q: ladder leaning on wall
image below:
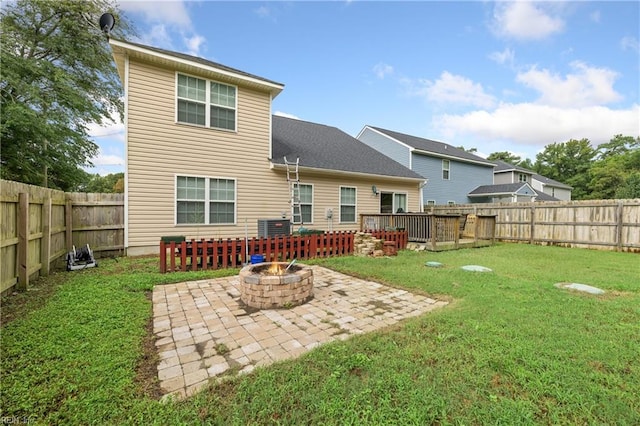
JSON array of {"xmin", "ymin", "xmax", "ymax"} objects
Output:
[{"xmin": 284, "ymin": 156, "xmax": 302, "ymax": 226}]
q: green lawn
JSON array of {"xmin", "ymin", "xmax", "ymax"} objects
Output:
[{"xmin": 1, "ymin": 244, "xmax": 639, "ymax": 425}]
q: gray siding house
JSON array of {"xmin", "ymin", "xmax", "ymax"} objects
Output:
[
  {"xmin": 357, "ymin": 126, "xmax": 495, "ymax": 205},
  {"xmin": 493, "ymin": 160, "xmax": 572, "ymax": 201}
]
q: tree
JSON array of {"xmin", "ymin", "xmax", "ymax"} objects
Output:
[
  {"xmin": 487, "ymin": 151, "xmax": 522, "ymax": 166},
  {"xmin": 81, "ymin": 172, "xmax": 124, "ymax": 193},
  {"xmin": 0, "ymin": 0, "xmax": 134, "ymax": 191},
  {"xmin": 615, "ymin": 172, "xmax": 640, "ymax": 198},
  {"xmin": 534, "ymin": 139, "xmax": 596, "ymax": 199},
  {"xmin": 456, "ymin": 146, "xmax": 478, "ymax": 153}
]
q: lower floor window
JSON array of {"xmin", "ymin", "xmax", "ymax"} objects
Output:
[
  {"xmin": 176, "ymin": 175, "xmax": 236, "ymax": 224},
  {"xmin": 340, "ymin": 186, "xmax": 356, "ymax": 223}
]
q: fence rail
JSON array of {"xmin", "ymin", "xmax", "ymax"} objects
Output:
[
  {"xmin": 159, "ymin": 230, "xmax": 408, "ymax": 273},
  {"xmin": 1, "ymin": 180, "xmax": 124, "ymax": 293},
  {"xmin": 426, "ymin": 199, "xmax": 640, "ymax": 252}
]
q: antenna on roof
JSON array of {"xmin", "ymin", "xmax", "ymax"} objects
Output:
[{"xmin": 99, "ymin": 13, "xmax": 115, "ymax": 39}]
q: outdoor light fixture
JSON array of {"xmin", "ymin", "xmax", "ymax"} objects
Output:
[{"xmin": 371, "ymin": 185, "xmax": 379, "ymax": 195}]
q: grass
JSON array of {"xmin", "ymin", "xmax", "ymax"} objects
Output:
[{"xmin": 1, "ymin": 244, "xmax": 639, "ymax": 424}]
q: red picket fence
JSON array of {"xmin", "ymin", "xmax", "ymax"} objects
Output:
[{"xmin": 159, "ymin": 230, "xmax": 408, "ymax": 273}]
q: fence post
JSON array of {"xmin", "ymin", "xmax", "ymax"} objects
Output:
[
  {"xmin": 529, "ymin": 205, "xmax": 536, "ymax": 245},
  {"xmin": 65, "ymin": 197, "xmax": 73, "ymax": 251},
  {"xmin": 616, "ymin": 201, "xmax": 624, "ymax": 251},
  {"xmin": 17, "ymin": 192, "xmax": 29, "ymax": 291},
  {"xmin": 40, "ymin": 196, "xmax": 52, "ymax": 276}
]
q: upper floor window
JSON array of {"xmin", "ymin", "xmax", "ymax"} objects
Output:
[
  {"xmin": 442, "ymin": 159, "xmax": 450, "ymax": 180},
  {"xmin": 518, "ymin": 173, "xmax": 528, "ymax": 182},
  {"xmin": 340, "ymin": 186, "xmax": 357, "ymax": 223},
  {"xmin": 177, "ymin": 74, "xmax": 236, "ymax": 131},
  {"xmin": 176, "ymin": 175, "xmax": 236, "ymax": 225}
]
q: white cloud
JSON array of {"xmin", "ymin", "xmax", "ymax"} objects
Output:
[
  {"xmin": 373, "ymin": 62, "xmax": 394, "ymax": 79},
  {"xmin": 254, "ymin": 6, "xmax": 271, "ymax": 19},
  {"xmin": 488, "ymin": 47, "xmax": 515, "ymax": 66},
  {"xmin": 87, "ymin": 117, "xmax": 125, "ymax": 144},
  {"xmin": 621, "ymin": 36, "xmax": 640, "ymax": 53},
  {"xmin": 417, "ymin": 72, "xmax": 496, "ymax": 109},
  {"xmin": 121, "ymin": 0, "xmax": 206, "ymax": 55},
  {"xmin": 274, "ymin": 111, "xmax": 300, "ymax": 120},
  {"xmin": 589, "ymin": 10, "xmax": 601, "ymax": 23},
  {"xmin": 120, "ymin": 1, "xmax": 191, "ymax": 27},
  {"xmin": 516, "ymin": 61, "xmax": 622, "ymax": 107},
  {"xmin": 433, "ymin": 103, "xmax": 640, "ymax": 148},
  {"xmin": 184, "ymin": 34, "xmax": 205, "ymax": 56},
  {"xmin": 492, "ymin": 1, "xmax": 564, "ymax": 40},
  {"xmin": 92, "ymin": 153, "xmax": 125, "ymax": 166}
]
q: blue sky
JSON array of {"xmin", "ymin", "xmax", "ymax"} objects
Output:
[{"xmin": 88, "ymin": 1, "xmax": 640, "ymax": 175}]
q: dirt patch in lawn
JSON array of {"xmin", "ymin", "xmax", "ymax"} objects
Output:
[{"xmin": 134, "ymin": 292, "xmax": 163, "ymax": 400}]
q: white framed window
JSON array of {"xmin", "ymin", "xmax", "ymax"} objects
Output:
[
  {"xmin": 426, "ymin": 200, "xmax": 436, "ymax": 206},
  {"xmin": 447, "ymin": 200, "xmax": 456, "ymax": 206},
  {"xmin": 339, "ymin": 186, "xmax": 357, "ymax": 223},
  {"xmin": 176, "ymin": 175, "xmax": 236, "ymax": 225},
  {"xmin": 292, "ymin": 183, "xmax": 313, "ymax": 224},
  {"xmin": 177, "ymin": 73, "xmax": 237, "ymax": 131},
  {"xmin": 393, "ymin": 193, "xmax": 407, "ymax": 213},
  {"xmin": 442, "ymin": 159, "xmax": 450, "ymax": 180},
  {"xmin": 518, "ymin": 173, "xmax": 528, "ymax": 182}
]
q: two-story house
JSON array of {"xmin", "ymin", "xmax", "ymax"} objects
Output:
[
  {"xmin": 109, "ymin": 39, "xmax": 424, "ymax": 255},
  {"xmin": 356, "ymin": 126, "xmax": 496, "ymax": 206},
  {"xmin": 486, "ymin": 160, "xmax": 572, "ymax": 202}
]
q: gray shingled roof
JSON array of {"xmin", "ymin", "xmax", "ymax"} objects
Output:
[
  {"xmin": 532, "ymin": 173, "xmax": 573, "ymax": 189},
  {"xmin": 468, "ymin": 183, "xmax": 535, "ymax": 196},
  {"xmin": 534, "ymin": 192, "xmax": 561, "ymax": 201},
  {"xmin": 492, "ymin": 159, "xmax": 533, "ymax": 174},
  {"xmin": 117, "ymin": 39, "xmax": 284, "ymax": 88},
  {"xmin": 272, "ymin": 116, "xmax": 424, "ymax": 180},
  {"xmin": 368, "ymin": 126, "xmax": 495, "ymax": 167}
]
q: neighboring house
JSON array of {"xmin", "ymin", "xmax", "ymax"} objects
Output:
[
  {"xmin": 109, "ymin": 39, "xmax": 424, "ymax": 255},
  {"xmin": 468, "ymin": 182, "xmax": 538, "ymax": 203},
  {"xmin": 492, "ymin": 160, "xmax": 572, "ymax": 201},
  {"xmin": 356, "ymin": 126, "xmax": 495, "ymax": 206}
]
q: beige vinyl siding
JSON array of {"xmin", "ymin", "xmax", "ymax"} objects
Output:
[{"xmin": 125, "ymin": 59, "xmax": 422, "ymax": 255}]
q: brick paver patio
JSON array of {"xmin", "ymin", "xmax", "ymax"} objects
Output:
[{"xmin": 152, "ymin": 265, "xmax": 448, "ymax": 399}]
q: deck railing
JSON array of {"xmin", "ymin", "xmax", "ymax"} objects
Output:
[
  {"xmin": 159, "ymin": 230, "xmax": 408, "ymax": 273},
  {"xmin": 360, "ymin": 213, "xmax": 496, "ymax": 250}
]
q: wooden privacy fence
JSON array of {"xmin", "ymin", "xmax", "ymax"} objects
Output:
[
  {"xmin": 159, "ymin": 230, "xmax": 408, "ymax": 273},
  {"xmin": 428, "ymin": 199, "xmax": 640, "ymax": 252},
  {"xmin": 0, "ymin": 180, "xmax": 124, "ymax": 293}
]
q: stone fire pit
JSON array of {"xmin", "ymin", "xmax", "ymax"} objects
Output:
[{"xmin": 239, "ymin": 262, "xmax": 314, "ymax": 309}]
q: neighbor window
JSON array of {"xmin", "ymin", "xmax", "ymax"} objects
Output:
[
  {"xmin": 176, "ymin": 176, "xmax": 236, "ymax": 224},
  {"xmin": 292, "ymin": 183, "xmax": 313, "ymax": 224},
  {"xmin": 518, "ymin": 173, "xmax": 528, "ymax": 182},
  {"xmin": 447, "ymin": 201, "xmax": 456, "ymax": 206},
  {"xmin": 426, "ymin": 200, "xmax": 436, "ymax": 206},
  {"xmin": 177, "ymin": 73, "xmax": 236, "ymax": 131},
  {"xmin": 340, "ymin": 186, "xmax": 356, "ymax": 223},
  {"xmin": 442, "ymin": 159, "xmax": 450, "ymax": 180}
]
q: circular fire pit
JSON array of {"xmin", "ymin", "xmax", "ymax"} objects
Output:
[{"xmin": 239, "ymin": 262, "xmax": 314, "ymax": 309}]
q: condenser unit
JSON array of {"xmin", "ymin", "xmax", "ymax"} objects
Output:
[{"xmin": 257, "ymin": 219, "xmax": 291, "ymax": 238}]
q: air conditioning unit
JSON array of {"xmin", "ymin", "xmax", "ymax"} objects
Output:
[{"xmin": 257, "ymin": 219, "xmax": 291, "ymax": 238}]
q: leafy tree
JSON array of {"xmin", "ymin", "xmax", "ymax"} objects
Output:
[
  {"xmin": 518, "ymin": 158, "xmax": 534, "ymax": 170},
  {"xmin": 615, "ymin": 172, "xmax": 640, "ymax": 198},
  {"xmin": 534, "ymin": 139, "xmax": 596, "ymax": 199},
  {"xmin": 456, "ymin": 146, "xmax": 478, "ymax": 153},
  {"xmin": 487, "ymin": 151, "xmax": 522, "ymax": 166},
  {"xmin": 597, "ymin": 135, "xmax": 639, "ymax": 160},
  {"xmin": 81, "ymin": 172, "xmax": 124, "ymax": 193},
  {"xmin": 589, "ymin": 135, "xmax": 640, "ymax": 199},
  {"xmin": 0, "ymin": 0, "xmax": 134, "ymax": 191}
]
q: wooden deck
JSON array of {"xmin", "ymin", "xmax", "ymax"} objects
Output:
[{"xmin": 360, "ymin": 213, "xmax": 496, "ymax": 251}]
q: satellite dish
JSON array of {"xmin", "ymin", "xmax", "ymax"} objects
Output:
[{"xmin": 99, "ymin": 13, "xmax": 115, "ymax": 36}]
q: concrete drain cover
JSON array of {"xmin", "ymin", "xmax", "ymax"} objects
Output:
[
  {"xmin": 425, "ymin": 261, "xmax": 443, "ymax": 268},
  {"xmin": 555, "ymin": 282, "xmax": 605, "ymax": 295},
  {"xmin": 461, "ymin": 265, "xmax": 493, "ymax": 272}
]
